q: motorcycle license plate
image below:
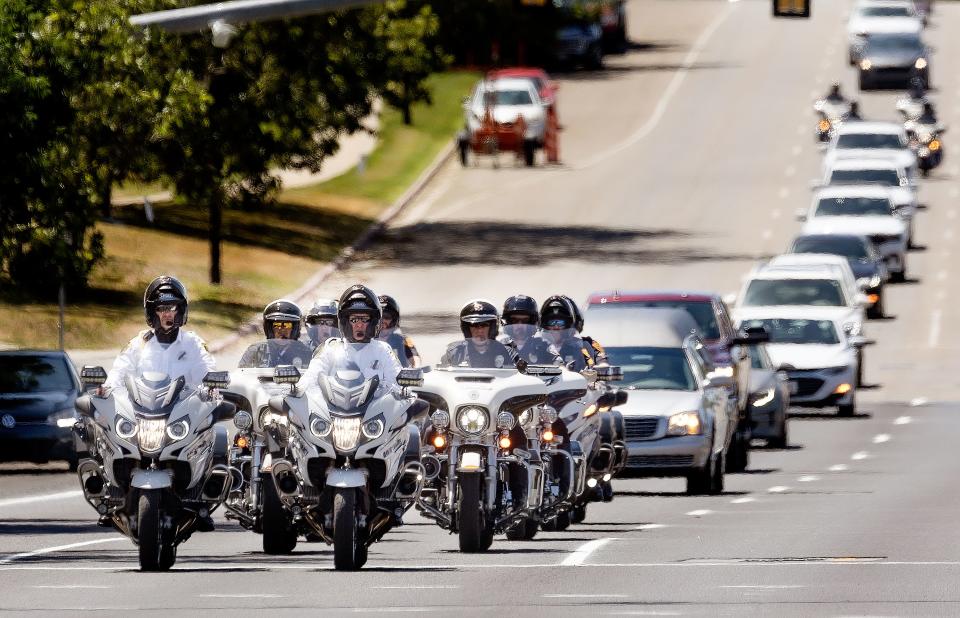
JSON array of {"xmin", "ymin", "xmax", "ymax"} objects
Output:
[{"xmin": 788, "ymin": 381, "xmax": 799, "ymax": 395}]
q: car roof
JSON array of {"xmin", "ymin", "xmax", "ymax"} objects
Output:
[
  {"xmin": 484, "ymin": 78, "xmax": 537, "ymax": 91},
  {"xmin": 814, "ymin": 185, "xmax": 894, "ymax": 199},
  {"xmin": 836, "ymin": 122, "xmax": 903, "ymax": 135},
  {"xmin": 0, "ymin": 349, "xmax": 72, "ymax": 357},
  {"xmin": 748, "ymin": 265, "xmax": 840, "ymax": 280},
  {"xmin": 587, "ymin": 290, "xmax": 716, "ymax": 305},
  {"xmin": 827, "ymin": 158, "xmax": 902, "ymax": 171},
  {"xmin": 583, "ymin": 307, "xmax": 700, "ymax": 348},
  {"xmin": 769, "ymin": 254, "xmax": 850, "ymax": 269},
  {"xmin": 734, "ymin": 306, "xmax": 848, "ymax": 324}
]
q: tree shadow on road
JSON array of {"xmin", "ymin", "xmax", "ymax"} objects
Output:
[
  {"xmin": 0, "ymin": 519, "xmax": 102, "ymax": 535},
  {"xmin": 788, "ymin": 411, "xmax": 872, "ymax": 420},
  {"xmin": 614, "ymin": 490, "xmax": 749, "ymax": 498}
]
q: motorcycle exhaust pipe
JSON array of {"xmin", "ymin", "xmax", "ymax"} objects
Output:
[
  {"xmin": 421, "ymin": 454, "xmax": 442, "ymax": 481},
  {"xmin": 271, "ymin": 460, "xmax": 299, "ymax": 497},
  {"xmin": 227, "ymin": 465, "xmax": 246, "ymax": 493},
  {"xmin": 394, "ymin": 461, "xmax": 426, "ymax": 500}
]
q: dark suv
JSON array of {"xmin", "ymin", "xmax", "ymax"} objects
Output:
[{"xmin": 587, "ymin": 290, "xmax": 766, "ymax": 472}]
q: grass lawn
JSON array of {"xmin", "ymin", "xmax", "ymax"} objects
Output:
[{"xmin": 0, "ymin": 70, "xmax": 479, "ymax": 350}]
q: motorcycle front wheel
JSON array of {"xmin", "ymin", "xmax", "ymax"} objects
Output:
[
  {"xmin": 137, "ymin": 489, "xmax": 166, "ymax": 571},
  {"xmin": 333, "ymin": 488, "xmax": 361, "ymax": 570},
  {"xmin": 457, "ymin": 474, "xmax": 486, "ymax": 552}
]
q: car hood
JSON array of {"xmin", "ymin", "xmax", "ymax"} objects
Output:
[
  {"xmin": 863, "ymin": 50, "xmax": 922, "ymax": 66},
  {"xmin": 765, "ymin": 344, "xmax": 854, "ymax": 370},
  {"xmin": 0, "ymin": 391, "xmax": 73, "ymax": 417},
  {"xmin": 618, "ymin": 389, "xmax": 703, "ymax": 417},
  {"xmin": 804, "ymin": 216, "xmax": 906, "ymax": 236}
]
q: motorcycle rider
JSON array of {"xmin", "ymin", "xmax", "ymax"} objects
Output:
[
  {"xmin": 846, "ymin": 100, "xmax": 863, "ymax": 121},
  {"xmin": 824, "ymin": 81, "xmax": 847, "ymax": 104},
  {"xmin": 539, "ymin": 295, "xmax": 595, "ymax": 371},
  {"xmin": 498, "ymin": 295, "xmax": 560, "ymax": 365},
  {"xmin": 104, "ymin": 275, "xmax": 217, "ymax": 530},
  {"xmin": 439, "ymin": 300, "xmax": 517, "ymax": 369},
  {"xmin": 298, "ymin": 285, "xmax": 402, "ymax": 393},
  {"xmin": 917, "ymin": 101, "xmax": 938, "ymax": 125},
  {"xmin": 562, "ymin": 295, "xmax": 608, "ymax": 366},
  {"xmin": 238, "ymin": 299, "xmax": 313, "ymax": 369},
  {"xmin": 377, "ymin": 294, "xmax": 422, "ymax": 368},
  {"xmin": 304, "ymin": 298, "xmax": 340, "ymax": 350}
]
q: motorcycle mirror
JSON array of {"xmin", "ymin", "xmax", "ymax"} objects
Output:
[
  {"xmin": 795, "ymin": 208, "xmax": 808, "ymax": 221},
  {"xmin": 202, "ymin": 371, "xmax": 230, "ymax": 389},
  {"xmin": 273, "ymin": 365, "xmax": 300, "ymax": 384},
  {"xmin": 80, "ymin": 365, "xmax": 107, "ymax": 388},
  {"xmin": 397, "ymin": 368, "xmax": 424, "ymax": 387},
  {"xmin": 596, "ymin": 365, "xmax": 623, "ymax": 382},
  {"xmin": 74, "ymin": 393, "xmax": 95, "ymax": 418},
  {"xmin": 268, "ymin": 395, "xmax": 290, "ymax": 417}
]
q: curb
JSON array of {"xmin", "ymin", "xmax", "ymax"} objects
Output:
[{"xmin": 208, "ymin": 139, "xmax": 456, "ymax": 354}]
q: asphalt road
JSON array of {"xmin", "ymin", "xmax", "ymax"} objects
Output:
[{"xmin": 4, "ymin": 0, "xmax": 960, "ymax": 614}]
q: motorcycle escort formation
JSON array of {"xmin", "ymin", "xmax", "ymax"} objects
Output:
[
  {"xmin": 72, "ymin": 366, "xmax": 236, "ymax": 571},
  {"xmin": 256, "ymin": 359, "xmax": 429, "ymax": 570}
]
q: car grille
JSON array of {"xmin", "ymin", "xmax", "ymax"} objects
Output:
[
  {"xmin": 790, "ymin": 377, "xmax": 824, "ymax": 397},
  {"xmin": 869, "ymin": 233, "xmax": 901, "ymax": 245},
  {"xmin": 627, "ymin": 455, "xmax": 695, "ymax": 468},
  {"xmin": 623, "ymin": 416, "xmax": 660, "ymax": 441}
]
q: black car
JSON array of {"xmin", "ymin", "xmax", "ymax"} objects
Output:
[
  {"xmin": 857, "ymin": 32, "xmax": 930, "ymax": 89},
  {"xmin": 0, "ymin": 350, "xmax": 81, "ymax": 468},
  {"xmin": 789, "ymin": 233, "xmax": 888, "ymax": 318}
]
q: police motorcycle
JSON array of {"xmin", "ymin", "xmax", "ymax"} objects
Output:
[
  {"xmin": 414, "ymin": 365, "xmax": 550, "ymax": 552},
  {"xmin": 813, "ymin": 98, "xmax": 852, "ymax": 143},
  {"xmin": 72, "ymin": 366, "xmax": 235, "ymax": 571},
  {"xmin": 258, "ymin": 361, "xmax": 428, "ymax": 570},
  {"xmin": 218, "ymin": 340, "xmax": 310, "ymax": 539},
  {"xmin": 905, "ymin": 120, "xmax": 946, "ymax": 176}
]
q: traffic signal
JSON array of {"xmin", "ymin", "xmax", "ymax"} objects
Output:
[{"xmin": 773, "ymin": 0, "xmax": 810, "ymax": 18}]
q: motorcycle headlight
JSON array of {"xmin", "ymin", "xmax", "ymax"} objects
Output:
[
  {"xmin": 929, "ymin": 139, "xmax": 940, "ymax": 152},
  {"xmin": 362, "ymin": 417, "xmax": 385, "ymax": 440},
  {"xmin": 667, "ymin": 411, "xmax": 701, "ymax": 436},
  {"xmin": 332, "ymin": 416, "xmax": 362, "ymax": 451},
  {"xmin": 456, "ymin": 406, "xmax": 489, "ymax": 435},
  {"xmin": 233, "ymin": 410, "xmax": 253, "ymax": 431},
  {"xmin": 915, "ymin": 57, "xmax": 927, "ymax": 70},
  {"xmin": 496, "ymin": 411, "xmax": 516, "ymax": 431},
  {"xmin": 430, "ymin": 410, "xmax": 450, "ymax": 429},
  {"xmin": 138, "ymin": 418, "xmax": 166, "ymax": 452},
  {"xmin": 539, "ymin": 405, "xmax": 558, "ymax": 424},
  {"xmin": 259, "ymin": 408, "xmax": 287, "ymax": 428},
  {"xmin": 309, "ymin": 415, "xmax": 332, "ymax": 438},
  {"xmin": 752, "ymin": 388, "xmax": 776, "ymax": 408},
  {"xmin": 166, "ymin": 419, "xmax": 190, "ymax": 442},
  {"xmin": 116, "ymin": 417, "xmax": 138, "ymax": 440}
]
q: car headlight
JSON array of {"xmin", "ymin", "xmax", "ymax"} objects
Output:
[
  {"xmin": 138, "ymin": 418, "xmax": 166, "ymax": 452},
  {"xmin": 331, "ymin": 416, "xmax": 362, "ymax": 451},
  {"xmin": 752, "ymin": 388, "xmax": 776, "ymax": 408},
  {"xmin": 166, "ymin": 419, "xmax": 190, "ymax": 442},
  {"xmin": 50, "ymin": 408, "xmax": 76, "ymax": 428},
  {"xmin": 860, "ymin": 59, "xmax": 872, "ymax": 70},
  {"xmin": 667, "ymin": 411, "xmax": 701, "ymax": 436},
  {"xmin": 539, "ymin": 405, "xmax": 558, "ymax": 424},
  {"xmin": 430, "ymin": 410, "xmax": 450, "ymax": 429},
  {"xmin": 362, "ymin": 417, "xmax": 385, "ymax": 440},
  {"xmin": 456, "ymin": 407, "xmax": 489, "ymax": 434},
  {"xmin": 915, "ymin": 57, "xmax": 927, "ymax": 70},
  {"xmin": 309, "ymin": 415, "xmax": 332, "ymax": 438},
  {"xmin": 233, "ymin": 410, "xmax": 253, "ymax": 431},
  {"xmin": 116, "ymin": 416, "xmax": 138, "ymax": 440}
]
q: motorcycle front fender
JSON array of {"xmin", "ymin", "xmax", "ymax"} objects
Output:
[
  {"xmin": 131, "ymin": 469, "xmax": 173, "ymax": 489},
  {"xmin": 326, "ymin": 467, "xmax": 366, "ymax": 488}
]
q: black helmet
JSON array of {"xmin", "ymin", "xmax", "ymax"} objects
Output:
[
  {"xmin": 501, "ymin": 295, "xmax": 539, "ymax": 325},
  {"xmin": 143, "ymin": 276, "xmax": 188, "ymax": 330},
  {"xmin": 909, "ymin": 77, "xmax": 926, "ymax": 97},
  {"xmin": 829, "ymin": 81, "xmax": 841, "ymax": 96},
  {"xmin": 460, "ymin": 299, "xmax": 500, "ymax": 339},
  {"xmin": 263, "ymin": 299, "xmax": 303, "ymax": 340},
  {"xmin": 539, "ymin": 295, "xmax": 576, "ymax": 330},
  {"xmin": 378, "ymin": 294, "xmax": 401, "ymax": 327},
  {"xmin": 561, "ymin": 295, "xmax": 585, "ymax": 332},
  {"xmin": 338, "ymin": 285, "xmax": 381, "ymax": 343}
]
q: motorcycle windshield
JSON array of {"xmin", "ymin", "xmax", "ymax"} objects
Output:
[
  {"xmin": 123, "ymin": 371, "xmax": 185, "ymax": 415},
  {"xmin": 237, "ymin": 339, "xmax": 312, "ymax": 370},
  {"xmin": 316, "ymin": 352, "xmax": 380, "ymax": 413}
]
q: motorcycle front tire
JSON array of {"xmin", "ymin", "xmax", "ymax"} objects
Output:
[
  {"xmin": 137, "ymin": 489, "xmax": 164, "ymax": 571},
  {"xmin": 333, "ymin": 488, "xmax": 361, "ymax": 570},
  {"xmin": 458, "ymin": 474, "xmax": 486, "ymax": 553}
]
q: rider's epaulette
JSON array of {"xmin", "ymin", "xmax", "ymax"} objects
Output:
[{"xmin": 142, "ymin": 330, "xmax": 155, "ymax": 342}]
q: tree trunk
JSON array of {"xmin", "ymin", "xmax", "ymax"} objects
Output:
[
  {"xmin": 402, "ymin": 99, "xmax": 412, "ymax": 126},
  {"xmin": 209, "ymin": 191, "xmax": 222, "ymax": 284},
  {"xmin": 99, "ymin": 170, "xmax": 113, "ymax": 219}
]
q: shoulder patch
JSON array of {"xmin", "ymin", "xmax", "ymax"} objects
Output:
[{"xmin": 141, "ymin": 330, "xmax": 155, "ymax": 342}]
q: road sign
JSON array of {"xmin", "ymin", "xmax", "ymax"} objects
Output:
[{"xmin": 773, "ymin": 0, "xmax": 810, "ymax": 18}]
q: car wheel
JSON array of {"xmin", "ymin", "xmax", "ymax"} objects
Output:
[
  {"xmin": 709, "ymin": 452, "xmax": 725, "ymax": 495},
  {"xmin": 686, "ymin": 451, "xmax": 713, "ymax": 495},
  {"xmin": 458, "ymin": 139, "xmax": 469, "ymax": 167},
  {"xmin": 856, "ymin": 354, "xmax": 864, "ymax": 388},
  {"xmin": 726, "ymin": 429, "xmax": 748, "ymax": 473},
  {"xmin": 522, "ymin": 140, "xmax": 536, "ymax": 167},
  {"xmin": 838, "ymin": 395, "xmax": 856, "ymax": 417},
  {"xmin": 770, "ymin": 419, "xmax": 788, "ymax": 449},
  {"xmin": 891, "ymin": 259, "xmax": 907, "ymax": 283}
]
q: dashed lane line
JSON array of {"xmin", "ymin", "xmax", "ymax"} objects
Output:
[
  {"xmin": 0, "ymin": 538, "xmax": 125, "ymax": 565},
  {"xmin": 561, "ymin": 538, "xmax": 613, "ymax": 567},
  {"xmin": 872, "ymin": 434, "xmax": 891, "ymax": 444},
  {"xmin": 851, "ymin": 451, "xmax": 870, "ymax": 461},
  {"xmin": 828, "ymin": 464, "xmax": 849, "ymax": 472},
  {"xmin": 910, "ymin": 397, "xmax": 928, "ymax": 407},
  {"xmin": 635, "ymin": 523, "xmax": 667, "ymax": 531},
  {"xmin": 797, "ymin": 475, "xmax": 820, "ymax": 483},
  {"xmin": 767, "ymin": 486, "xmax": 790, "ymax": 493},
  {"xmin": 730, "ymin": 497, "xmax": 755, "ymax": 504},
  {"xmin": 928, "ymin": 309, "xmax": 942, "ymax": 348},
  {"xmin": 0, "ymin": 490, "xmax": 82, "ymax": 509},
  {"xmin": 894, "ymin": 416, "xmax": 912, "ymax": 425},
  {"xmin": 686, "ymin": 509, "xmax": 712, "ymax": 517}
]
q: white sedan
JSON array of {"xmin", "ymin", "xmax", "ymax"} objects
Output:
[
  {"xmin": 463, "ymin": 77, "xmax": 547, "ymax": 146},
  {"xmin": 823, "ymin": 122, "xmax": 917, "ymax": 179},
  {"xmin": 847, "ymin": 0, "xmax": 923, "ymax": 64},
  {"xmin": 820, "ymin": 158, "xmax": 919, "ymax": 242}
]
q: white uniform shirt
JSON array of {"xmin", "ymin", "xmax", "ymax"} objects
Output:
[
  {"xmin": 298, "ymin": 338, "xmax": 402, "ymax": 394},
  {"xmin": 105, "ymin": 329, "xmax": 216, "ymax": 393}
]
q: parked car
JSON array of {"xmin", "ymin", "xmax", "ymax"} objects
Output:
[
  {"xmin": 745, "ymin": 343, "xmax": 790, "ymax": 448},
  {"xmin": 735, "ymin": 309, "xmax": 866, "ymax": 417},
  {"xmin": 586, "ymin": 290, "xmax": 763, "ymax": 472},
  {"xmin": 789, "ymin": 233, "xmax": 889, "ymax": 318},
  {"xmin": 582, "ymin": 306, "xmax": 735, "ymax": 495},
  {"xmin": 555, "ymin": 18, "xmax": 604, "ymax": 69},
  {"xmin": 486, "ymin": 67, "xmax": 558, "ymax": 109},
  {"xmin": 459, "ymin": 77, "xmax": 548, "ymax": 166},
  {"xmin": 0, "ymin": 350, "xmax": 81, "ymax": 468}
]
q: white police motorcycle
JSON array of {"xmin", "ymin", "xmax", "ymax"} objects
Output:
[
  {"xmin": 73, "ymin": 366, "xmax": 235, "ymax": 571},
  {"xmin": 259, "ymin": 359, "xmax": 428, "ymax": 570}
]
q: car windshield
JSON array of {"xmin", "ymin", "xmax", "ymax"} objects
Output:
[
  {"xmin": 740, "ymin": 319, "xmax": 840, "ymax": 345},
  {"xmin": 0, "ymin": 355, "xmax": 75, "ymax": 393},
  {"xmin": 836, "ymin": 133, "xmax": 903, "ymax": 149},
  {"xmin": 496, "ymin": 89, "xmax": 533, "ymax": 105},
  {"xmin": 829, "ymin": 168, "xmax": 901, "ymax": 186},
  {"xmin": 606, "ymin": 300, "xmax": 720, "ymax": 339},
  {"xmin": 743, "ymin": 279, "xmax": 845, "ymax": 306},
  {"xmin": 815, "ymin": 196, "xmax": 892, "ymax": 216},
  {"xmin": 861, "ymin": 6, "xmax": 912, "ymax": 17},
  {"xmin": 792, "ymin": 236, "xmax": 870, "ymax": 260},
  {"xmin": 865, "ymin": 34, "xmax": 922, "ymax": 52},
  {"xmin": 604, "ymin": 347, "xmax": 697, "ymax": 391}
]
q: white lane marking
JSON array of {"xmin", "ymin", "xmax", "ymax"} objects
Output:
[
  {"xmin": 798, "ymin": 475, "xmax": 820, "ymax": 482},
  {"xmin": 686, "ymin": 509, "xmax": 712, "ymax": 517},
  {"xmin": 779, "ymin": 187, "xmax": 790, "ymax": 199},
  {"xmin": 730, "ymin": 497, "xmax": 755, "ymax": 504},
  {"xmin": 928, "ymin": 309, "xmax": 942, "ymax": 348},
  {"xmin": 374, "ymin": 586, "xmax": 461, "ymax": 590},
  {"xmin": 946, "ymin": 230, "xmax": 956, "ymax": 240},
  {"xmin": 791, "ymin": 145, "xmax": 802, "ymax": 156},
  {"xmin": 200, "ymin": 594, "xmax": 285, "ymax": 599},
  {"xmin": 32, "ymin": 585, "xmax": 111, "ymax": 589},
  {"xmin": 911, "ymin": 397, "xmax": 929, "ymax": 407},
  {"xmin": 785, "ymin": 165, "xmax": 797, "ymax": 177},
  {"xmin": 937, "ymin": 270, "xmax": 948, "ymax": 281},
  {"xmin": 635, "ymin": 523, "xmax": 667, "ymax": 531},
  {"xmin": 948, "ymin": 210, "xmax": 958, "ymax": 220},
  {"xmin": 873, "ymin": 434, "xmax": 891, "ymax": 444},
  {"xmin": 0, "ymin": 538, "xmax": 124, "ymax": 564},
  {"xmin": 561, "ymin": 538, "xmax": 613, "ymax": 566},
  {"xmin": 721, "ymin": 585, "xmax": 805, "ymax": 589},
  {"xmin": 851, "ymin": 451, "xmax": 870, "ymax": 461},
  {"xmin": 544, "ymin": 594, "xmax": 630, "ymax": 598},
  {"xmin": 829, "ymin": 464, "xmax": 849, "ymax": 472},
  {"xmin": 577, "ymin": 3, "xmax": 737, "ymax": 169},
  {"xmin": 767, "ymin": 486, "xmax": 790, "ymax": 493},
  {"xmin": 771, "ymin": 208, "xmax": 781, "ymax": 219},
  {"xmin": 894, "ymin": 416, "xmax": 912, "ymax": 425},
  {"xmin": 761, "ymin": 229, "xmax": 772, "ymax": 240},
  {"xmin": 0, "ymin": 490, "xmax": 82, "ymax": 509}
]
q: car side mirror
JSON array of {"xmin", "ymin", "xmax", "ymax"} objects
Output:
[{"xmin": 795, "ymin": 208, "xmax": 808, "ymax": 221}]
